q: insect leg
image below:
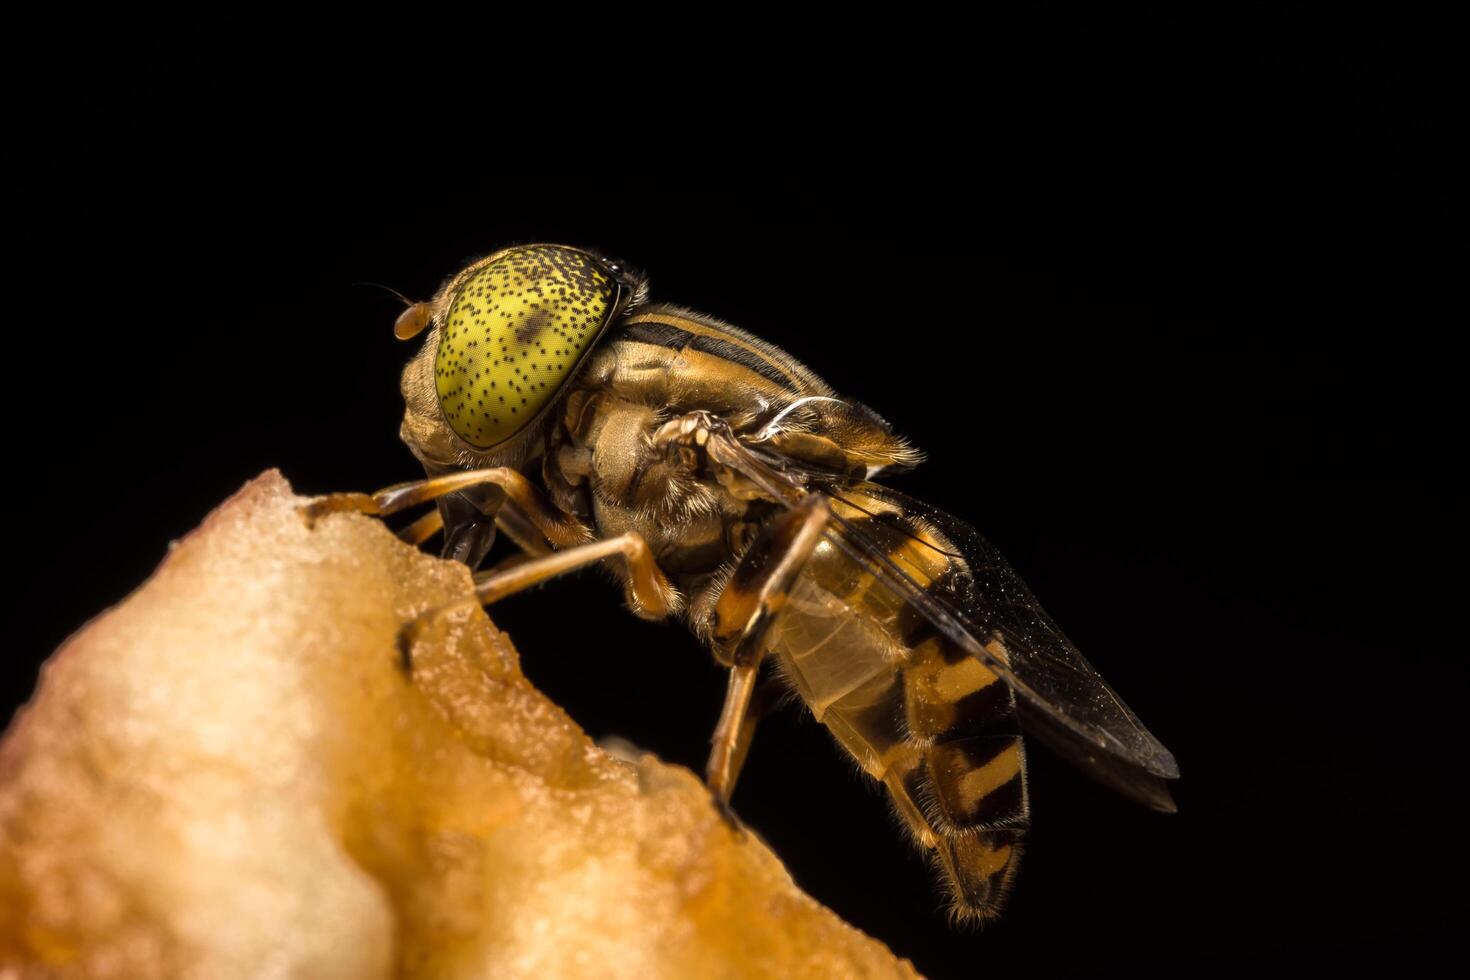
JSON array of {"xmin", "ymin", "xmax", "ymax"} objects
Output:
[
  {"xmin": 722, "ymin": 673, "xmax": 787, "ymax": 802},
  {"xmin": 704, "ymin": 495, "xmax": 830, "ymax": 824},
  {"xmin": 493, "ymin": 501, "xmax": 553, "ymax": 557},
  {"xmin": 390, "ymin": 498, "xmax": 553, "ymax": 560},
  {"xmin": 707, "ymin": 663, "xmax": 759, "ymax": 829},
  {"xmin": 472, "ymin": 533, "xmax": 680, "ymax": 618},
  {"xmin": 397, "ymin": 531, "xmax": 681, "ymax": 674},
  {"xmin": 398, "ymin": 508, "xmax": 443, "ymax": 546},
  {"xmin": 303, "ymin": 468, "xmax": 594, "ymax": 549}
]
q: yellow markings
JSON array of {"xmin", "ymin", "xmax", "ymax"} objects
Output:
[
  {"xmin": 971, "ymin": 839, "xmax": 1014, "ymax": 879},
  {"xmin": 623, "ymin": 311, "xmax": 779, "ymax": 374},
  {"xmin": 825, "ymin": 493, "xmax": 952, "ymax": 596},
  {"xmin": 956, "ymin": 743, "xmax": 1023, "ymax": 810},
  {"xmin": 679, "ymin": 345, "xmax": 793, "ymax": 403},
  {"xmin": 621, "ymin": 311, "xmax": 802, "ymax": 405},
  {"xmin": 907, "ymin": 636, "xmax": 1001, "ymax": 739},
  {"xmin": 933, "ymin": 657, "xmax": 1000, "ymax": 702},
  {"xmin": 890, "ymin": 538, "xmax": 942, "ymax": 587},
  {"xmin": 904, "ymin": 639, "xmax": 958, "ymax": 739}
]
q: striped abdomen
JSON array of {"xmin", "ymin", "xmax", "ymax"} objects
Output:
[{"xmin": 767, "ymin": 489, "xmax": 1029, "ymax": 920}]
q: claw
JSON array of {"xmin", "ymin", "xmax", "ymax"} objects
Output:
[
  {"xmin": 711, "ymin": 792, "xmax": 747, "ymax": 839},
  {"xmin": 394, "ymin": 597, "xmax": 482, "ymax": 679}
]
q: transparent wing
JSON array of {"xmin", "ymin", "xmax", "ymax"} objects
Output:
[{"xmin": 817, "ymin": 483, "xmax": 1180, "ymax": 810}]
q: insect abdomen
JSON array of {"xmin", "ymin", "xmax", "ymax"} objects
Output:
[
  {"xmin": 893, "ymin": 637, "xmax": 1028, "ymax": 921},
  {"xmin": 769, "ymin": 494, "xmax": 1030, "ymax": 921}
]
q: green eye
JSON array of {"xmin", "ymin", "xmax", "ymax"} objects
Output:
[{"xmin": 434, "ymin": 245, "xmax": 618, "ymax": 449}]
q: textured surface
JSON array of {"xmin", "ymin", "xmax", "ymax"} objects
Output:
[
  {"xmin": 0, "ymin": 471, "xmax": 919, "ymax": 980},
  {"xmin": 435, "ymin": 246, "xmax": 616, "ymax": 448}
]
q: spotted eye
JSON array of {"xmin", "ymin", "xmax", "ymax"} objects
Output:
[{"xmin": 434, "ymin": 245, "xmax": 619, "ymax": 450}]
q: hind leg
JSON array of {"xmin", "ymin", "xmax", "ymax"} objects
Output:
[{"xmin": 703, "ymin": 495, "xmax": 829, "ymax": 826}]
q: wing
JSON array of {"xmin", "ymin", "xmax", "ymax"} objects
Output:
[
  {"xmin": 703, "ymin": 418, "xmax": 1180, "ymax": 809},
  {"xmin": 819, "ymin": 483, "xmax": 1180, "ymax": 811}
]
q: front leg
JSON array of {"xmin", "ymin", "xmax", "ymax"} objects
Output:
[{"xmin": 303, "ymin": 467, "xmax": 595, "ymax": 551}]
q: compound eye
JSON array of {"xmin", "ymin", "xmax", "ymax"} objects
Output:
[
  {"xmin": 394, "ymin": 302, "xmax": 432, "ymax": 340},
  {"xmin": 434, "ymin": 245, "xmax": 620, "ymax": 450}
]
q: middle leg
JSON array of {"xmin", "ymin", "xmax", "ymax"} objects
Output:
[{"xmin": 399, "ymin": 531, "xmax": 683, "ymax": 670}]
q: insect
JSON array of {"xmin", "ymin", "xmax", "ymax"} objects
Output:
[{"xmin": 308, "ymin": 243, "xmax": 1179, "ymax": 922}]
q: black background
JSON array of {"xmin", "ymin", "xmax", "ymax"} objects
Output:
[{"xmin": 5, "ymin": 6, "xmax": 1462, "ymax": 977}]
